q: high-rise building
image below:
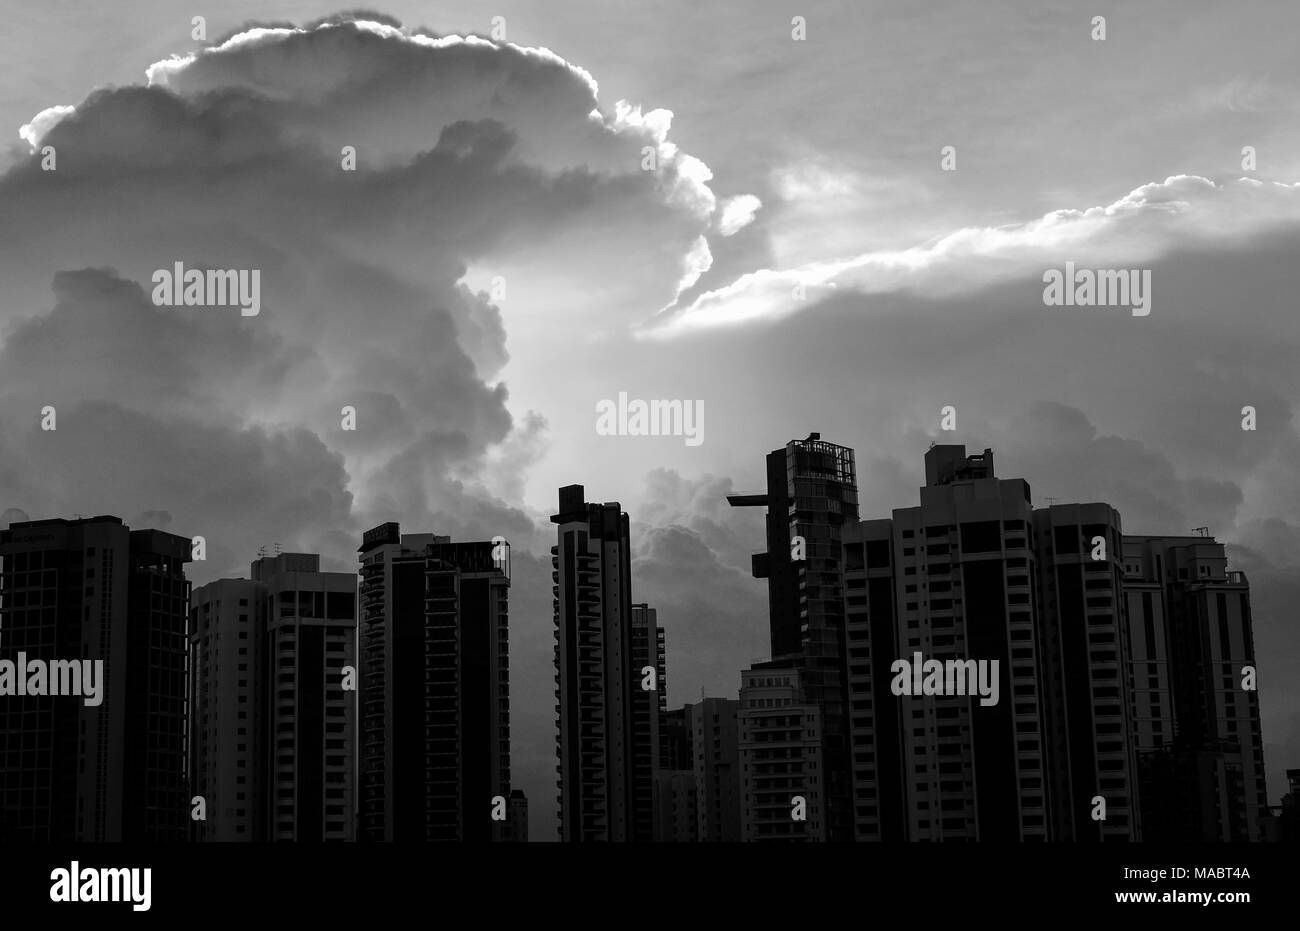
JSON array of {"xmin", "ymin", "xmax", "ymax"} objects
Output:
[
  {"xmin": 689, "ymin": 697, "xmax": 742, "ymax": 841},
  {"xmin": 659, "ymin": 705, "xmax": 691, "ymax": 772},
  {"xmin": 841, "ymin": 442, "xmax": 1270, "ymax": 844},
  {"xmin": 739, "ymin": 662, "xmax": 825, "ymax": 841},
  {"xmin": 1121, "ymin": 535, "xmax": 1267, "ymax": 841},
  {"xmin": 881, "ymin": 446, "xmax": 1048, "ymax": 841},
  {"xmin": 630, "ymin": 602, "xmax": 662, "ymax": 827},
  {"xmin": 0, "ymin": 516, "xmax": 191, "ymax": 842},
  {"xmin": 728, "ymin": 433, "xmax": 858, "ymax": 840},
  {"xmin": 1033, "ymin": 505, "xmax": 1141, "ymax": 841},
  {"xmin": 190, "ymin": 553, "xmax": 357, "ymax": 842},
  {"xmin": 841, "ymin": 518, "xmax": 907, "ymax": 841},
  {"xmin": 358, "ymin": 523, "xmax": 511, "ymax": 841},
  {"xmin": 552, "ymin": 485, "xmax": 657, "ymax": 842},
  {"xmin": 653, "ymin": 704, "xmax": 695, "ymax": 842},
  {"xmin": 254, "ymin": 554, "xmax": 357, "ymax": 841},
  {"xmin": 653, "ymin": 769, "xmax": 698, "ymax": 842},
  {"xmin": 653, "ymin": 617, "xmax": 668, "ymax": 741},
  {"xmin": 189, "ymin": 578, "xmax": 265, "ymax": 841}
]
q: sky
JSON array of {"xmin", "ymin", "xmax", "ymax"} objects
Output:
[{"xmin": 1, "ymin": 1, "xmax": 1298, "ymax": 840}]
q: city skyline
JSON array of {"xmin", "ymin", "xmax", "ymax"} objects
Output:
[
  {"xmin": 0, "ymin": 5, "xmax": 1298, "ymax": 849},
  {"xmin": 0, "ymin": 438, "xmax": 1289, "ymax": 842}
]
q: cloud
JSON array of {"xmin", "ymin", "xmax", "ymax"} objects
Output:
[
  {"xmin": 628, "ymin": 470, "xmax": 769, "ymax": 704},
  {"xmin": 0, "ymin": 16, "xmax": 753, "ymax": 840},
  {"xmin": 0, "ymin": 16, "xmax": 743, "ymax": 568},
  {"xmin": 17, "ymin": 104, "xmax": 75, "ymax": 148},
  {"xmin": 646, "ymin": 174, "xmax": 1300, "ymax": 336},
  {"xmin": 0, "ymin": 399, "xmax": 354, "ymax": 580},
  {"xmin": 716, "ymin": 194, "xmax": 762, "ymax": 236}
]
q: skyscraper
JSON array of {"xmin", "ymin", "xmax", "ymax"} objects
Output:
[
  {"xmin": 1121, "ymin": 535, "xmax": 1267, "ymax": 841},
  {"xmin": 653, "ymin": 704, "xmax": 695, "ymax": 842},
  {"xmin": 189, "ymin": 552, "xmax": 357, "ymax": 841},
  {"xmin": 652, "ymin": 769, "xmax": 698, "ymax": 842},
  {"xmin": 841, "ymin": 518, "xmax": 907, "ymax": 842},
  {"xmin": 552, "ymin": 485, "xmax": 657, "ymax": 841},
  {"xmin": 1033, "ymin": 504, "xmax": 1141, "ymax": 841},
  {"xmin": 856, "ymin": 445, "xmax": 1049, "ymax": 841},
  {"xmin": 689, "ymin": 697, "xmax": 742, "ymax": 841},
  {"xmin": 738, "ymin": 662, "xmax": 826, "ymax": 841},
  {"xmin": 357, "ymin": 523, "xmax": 511, "ymax": 841},
  {"xmin": 658, "ymin": 705, "xmax": 692, "ymax": 772},
  {"xmin": 728, "ymin": 433, "xmax": 858, "ymax": 840},
  {"xmin": 189, "ymin": 577, "xmax": 265, "ymax": 841},
  {"xmin": 256, "ymin": 553, "xmax": 357, "ymax": 841},
  {"xmin": 0, "ymin": 516, "xmax": 191, "ymax": 842},
  {"xmin": 629, "ymin": 603, "xmax": 662, "ymax": 829}
]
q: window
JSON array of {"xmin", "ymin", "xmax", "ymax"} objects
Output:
[{"xmin": 960, "ymin": 521, "xmax": 1001, "ymax": 554}]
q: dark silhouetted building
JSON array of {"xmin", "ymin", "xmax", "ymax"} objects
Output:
[
  {"xmin": 1122, "ymin": 535, "xmax": 1267, "ymax": 841},
  {"xmin": 689, "ymin": 697, "xmax": 742, "ymax": 841},
  {"xmin": 729, "ymin": 433, "xmax": 858, "ymax": 840},
  {"xmin": 659, "ymin": 705, "xmax": 691, "ymax": 772},
  {"xmin": 189, "ymin": 577, "xmax": 265, "ymax": 841},
  {"xmin": 739, "ymin": 662, "xmax": 825, "ymax": 841},
  {"xmin": 842, "ymin": 518, "xmax": 907, "ymax": 842},
  {"xmin": 1034, "ymin": 504, "xmax": 1141, "ymax": 841},
  {"xmin": 653, "ymin": 704, "xmax": 695, "ymax": 842},
  {"xmin": 885, "ymin": 446, "xmax": 1047, "ymax": 841},
  {"xmin": 190, "ymin": 553, "xmax": 357, "ymax": 842},
  {"xmin": 552, "ymin": 486, "xmax": 657, "ymax": 841},
  {"xmin": 653, "ymin": 769, "xmax": 698, "ymax": 842},
  {"xmin": 358, "ymin": 523, "xmax": 511, "ymax": 841},
  {"xmin": 0, "ymin": 516, "xmax": 191, "ymax": 841}
]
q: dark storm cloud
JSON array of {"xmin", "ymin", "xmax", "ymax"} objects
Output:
[
  {"xmin": 1, "ymin": 269, "xmax": 300, "ymax": 421},
  {"xmin": 0, "ymin": 399, "xmax": 353, "ymax": 580},
  {"xmin": 631, "ymin": 523, "xmax": 768, "ymax": 702},
  {"xmin": 0, "ymin": 15, "xmax": 731, "ymax": 586},
  {"xmin": 0, "ymin": 17, "xmax": 746, "ymax": 842},
  {"xmin": 629, "ymin": 471, "xmax": 769, "ymax": 702}
]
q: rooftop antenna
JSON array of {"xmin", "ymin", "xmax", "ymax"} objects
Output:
[{"xmin": 257, "ymin": 545, "xmax": 267, "ymax": 558}]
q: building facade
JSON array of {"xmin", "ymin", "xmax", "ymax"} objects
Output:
[
  {"xmin": 552, "ymin": 485, "xmax": 657, "ymax": 841},
  {"xmin": 739, "ymin": 663, "xmax": 826, "ymax": 841},
  {"xmin": 358, "ymin": 523, "xmax": 511, "ymax": 841},
  {"xmin": 1122, "ymin": 535, "xmax": 1267, "ymax": 841},
  {"xmin": 728, "ymin": 433, "xmax": 859, "ymax": 840},
  {"xmin": 189, "ymin": 577, "xmax": 265, "ymax": 840},
  {"xmin": 0, "ymin": 516, "xmax": 190, "ymax": 842},
  {"xmin": 1033, "ymin": 504, "xmax": 1141, "ymax": 841},
  {"xmin": 689, "ymin": 698, "xmax": 742, "ymax": 841},
  {"xmin": 190, "ymin": 553, "xmax": 357, "ymax": 841}
]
